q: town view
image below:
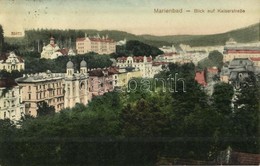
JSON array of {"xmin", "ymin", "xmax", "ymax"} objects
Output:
[{"xmin": 0, "ymin": 0, "xmax": 259, "ymax": 165}]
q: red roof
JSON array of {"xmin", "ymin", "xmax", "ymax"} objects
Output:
[
  {"xmin": 117, "ymin": 56, "xmax": 152, "ymax": 62},
  {"xmin": 88, "ymin": 67, "xmax": 119, "ymax": 77},
  {"xmin": 76, "ymin": 37, "xmax": 115, "ymax": 43},
  {"xmin": 250, "ymin": 57, "xmax": 260, "ymax": 61},
  {"xmin": 58, "ymin": 48, "xmax": 69, "ymax": 55},
  {"xmin": 226, "ymin": 50, "xmax": 260, "ymax": 54},
  {"xmin": 76, "ymin": 38, "xmax": 85, "ymax": 42},
  {"xmin": 195, "ymin": 71, "xmax": 207, "ymax": 86},
  {"xmin": 152, "ymin": 62, "xmax": 168, "ymax": 66}
]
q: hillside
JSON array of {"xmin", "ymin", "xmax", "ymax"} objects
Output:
[
  {"xmin": 140, "ymin": 23, "xmax": 260, "ymax": 46},
  {"xmin": 5, "ymin": 22, "xmax": 259, "ymax": 49}
]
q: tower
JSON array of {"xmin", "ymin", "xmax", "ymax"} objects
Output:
[
  {"xmin": 66, "ymin": 60, "xmax": 74, "ymax": 76},
  {"xmin": 50, "ymin": 36, "xmax": 55, "ymax": 45},
  {"xmin": 80, "ymin": 59, "xmax": 87, "ymax": 74}
]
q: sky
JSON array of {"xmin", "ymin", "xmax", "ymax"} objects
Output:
[{"xmin": 0, "ymin": 0, "xmax": 259, "ymax": 36}]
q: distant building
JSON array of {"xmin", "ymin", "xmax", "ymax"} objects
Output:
[
  {"xmin": 195, "ymin": 70, "xmax": 207, "ymax": 86},
  {"xmin": 88, "ymin": 67, "xmax": 118, "ymax": 99},
  {"xmin": 41, "ymin": 37, "xmax": 76, "ymax": 59},
  {"xmin": 16, "ymin": 60, "xmax": 89, "ymax": 116},
  {"xmin": 116, "ymin": 38, "xmax": 127, "ymax": 46},
  {"xmin": 223, "ymin": 39, "xmax": 260, "ymax": 63},
  {"xmin": 41, "ymin": 37, "xmax": 62, "ymax": 59},
  {"xmin": 159, "ymin": 45, "xmax": 177, "ymax": 53},
  {"xmin": 76, "ymin": 34, "xmax": 116, "ymax": 55},
  {"xmin": 154, "ymin": 52, "xmax": 192, "ymax": 64},
  {"xmin": 16, "ymin": 72, "xmax": 65, "ymax": 116},
  {"xmin": 116, "ymin": 56, "xmax": 153, "ymax": 78},
  {"xmin": 0, "ymin": 52, "xmax": 24, "ymax": 72},
  {"xmin": 220, "ymin": 58, "xmax": 255, "ymax": 84},
  {"xmin": 64, "ymin": 60, "xmax": 89, "ymax": 108},
  {"xmin": 0, "ymin": 78, "xmax": 25, "ymax": 123}
]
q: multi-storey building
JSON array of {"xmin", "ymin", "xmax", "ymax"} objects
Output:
[
  {"xmin": 0, "ymin": 78, "xmax": 25, "ymax": 122},
  {"xmin": 0, "ymin": 52, "xmax": 25, "ymax": 72},
  {"xmin": 223, "ymin": 39, "xmax": 260, "ymax": 63},
  {"xmin": 41, "ymin": 37, "xmax": 62, "ymax": 59},
  {"xmin": 16, "ymin": 72, "xmax": 65, "ymax": 116},
  {"xmin": 64, "ymin": 60, "xmax": 89, "ymax": 108},
  {"xmin": 76, "ymin": 34, "xmax": 116, "ymax": 55},
  {"xmin": 41, "ymin": 37, "xmax": 76, "ymax": 59},
  {"xmin": 15, "ymin": 60, "xmax": 89, "ymax": 116},
  {"xmin": 116, "ymin": 56, "xmax": 153, "ymax": 78},
  {"xmin": 88, "ymin": 67, "xmax": 118, "ymax": 100}
]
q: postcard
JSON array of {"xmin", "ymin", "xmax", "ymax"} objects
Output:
[{"xmin": 0, "ymin": 0, "xmax": 259, "ymax": 165}]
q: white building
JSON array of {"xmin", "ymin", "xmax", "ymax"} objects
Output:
[
  {"xmin": 223, "ymin": 39, "xmax": 260, "ymax": 63},
  {"xmin": 64, "ymin": 60, "xmax": 89, "ymax": 108},
  {"xmin": 159, "ymin": 45, "xmax": 177, "ymax": 53},
  {"xmin": 0, "ymin": 52, "xmax": 25, "ymax": 72},
  {"xmin": 116, "ymin": 56, "xmax": 153, "ymax": 78},
  {"xmin": 0, "ymin": 78, "xmax": 25, "ymax": 123},
  {"xmin": 41, "ymin": 37, "xmax": 62, "ymax": 59}
]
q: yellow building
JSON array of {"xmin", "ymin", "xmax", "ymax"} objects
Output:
[
  {"xmin": 76, "ymin": 34, "xmax": 116, "ymax": 55},
  {"xmin": 117, "ymin": 69, "xmax": 142, "ymax": 87},
  {"xmin": 16, "ymin": 72, "xmax": 65, "ymax": 117}
]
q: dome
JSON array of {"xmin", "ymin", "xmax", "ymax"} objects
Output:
[
  {"xmin": 80, "ymin": 60, "xmax": 87, "ymax": 67},
  {"xmin": 66, "ymin": 60, "xmax": 74, "ymax": 69}
]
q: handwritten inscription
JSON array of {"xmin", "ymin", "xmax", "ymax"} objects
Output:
[{"xmin": 11, "ymin": 32, "xmax": 22, "ymax": 36}]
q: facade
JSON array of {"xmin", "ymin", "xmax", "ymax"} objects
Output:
[
  {"xmin": 76, "ymin": 34, "xmax": 116, "ymax": 55},
  {"xmin": 154, "ymin": 52, "xmax": 193, "ymax": 64},
  {"xmin": 16, "ymin": 72, "xmax": 65, "ymax": 117},
  {"xmin": 0, "ymin": 52, "xmax": 25, "ymax": 72},
  {"xmin": 220, "ymin": 58, "xmax": 255, "ymax": 84},
  {"xmin": 88, "ymin": 67, "xmax": 118, "ymax": 100},
  {"xmin": 223, "ymin": 39, "xmax": 260, "ymax": 63},
  {"xmin": 64, "ymin": 60, "xmax": 89, "ymax": 108},
  {"xmin": 16, "ymin": 60, "xmax": 89, "ymax": 116},
  {"xmin": 116, "ymin": 56, "xmax": 153, "ymax": 78},
  {"xmin": 0, "ymin": 78, "xmax": 25, "ymax": 123},
  {"xmin": 41, "ymin": 37, "xmax": 62, "ymax": 59}
]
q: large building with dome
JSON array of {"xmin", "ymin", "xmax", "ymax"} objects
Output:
[
  {"xmin": 15, "ymin": 60, "xmax": 89, "ymax": 116},
  {"xmin": 41, "ymin": 37, "xmax": 76, "ymax": 59}
]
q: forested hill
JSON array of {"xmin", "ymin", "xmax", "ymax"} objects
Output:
[
  {"xmin": 5, "ymin": 22, "xmax": 259, "ymax": 49},
  {"xmin": 140, "ymin": 22, "xmax": 260, "ymax": 46}
]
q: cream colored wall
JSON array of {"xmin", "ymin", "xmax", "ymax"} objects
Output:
[{"xmin": 0, "ymin": 86, "xmax": 25, "ymax": 122}]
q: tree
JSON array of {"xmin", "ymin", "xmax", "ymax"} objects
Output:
[
  {"xmin": 230, "ymin": 78, "xmax": 259, "ymax": 153},
  {"xmin": 36, "ymin": 101, "xmax": 55, "ymax": 116},
  {"xmin": 0, "ymin": 25, "xmax": 3, "ymax": 53},
  {"xmin": 212, "ymin": 83, "xmax": 234, "ymax": 115},
  {"xmin": 198, "ymin": 50, "xmax": 223, "ymax": 69}
]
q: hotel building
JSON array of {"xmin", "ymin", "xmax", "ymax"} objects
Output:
[{"xmin": 76, "ymin": 34, "xmax": 116, "ymax": 55}]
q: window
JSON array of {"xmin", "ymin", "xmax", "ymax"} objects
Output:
[
  {"xmin": 28, "ymin": 94, "xmax": 31, "ymax": 100},
  {"xmin": 29, "ymin": 86, "xmax": 31, "ymax": 91},
  {"xmin": 4, "ymin": 112, "xmax": 6, "ymax": 118}
]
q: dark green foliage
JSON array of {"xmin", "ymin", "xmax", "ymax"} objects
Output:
[
  {"xmin": 198, "ymin": 50, "xmax": 223, "ymax": 69},
  {"xmin": 0, "ymin": 62, "xmax": 259, "ymax": 165},
  {"xmin": 37, "ymin": 101, "xmax": 55, "ymax": 116},
  {"xmin": 23, "ymin": 53, "xmax": 112, "ymax": 73},
  {"xmin": 114, "ymin": 40, "xmax": 163, "ymax": 58}
]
